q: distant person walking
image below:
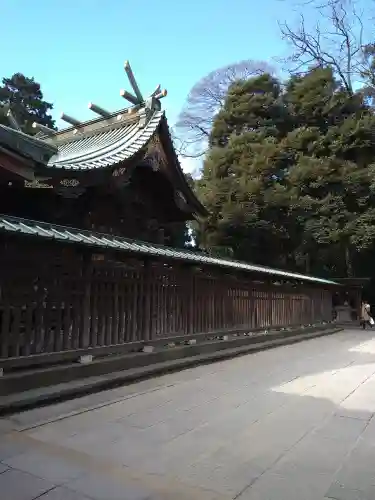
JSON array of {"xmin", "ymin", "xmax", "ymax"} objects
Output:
[{"xmin": 361, "ymin": 301, "xmax": 374, "ymax": 329}]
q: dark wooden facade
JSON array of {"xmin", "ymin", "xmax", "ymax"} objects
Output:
[{"xmin": 0, "ymin": 130, "xmax": 204, "ymax": 247}]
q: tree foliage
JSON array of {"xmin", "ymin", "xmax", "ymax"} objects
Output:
[
  {"xmin": 173, "ymin": 60, "xmax": 275, "ymax": 159},
  {"xmin": 0, "ymin": 73, "xmax": 56, "ymax": 134},
  {"xmin": 195, "ymin": 66, "xmax": 375, "ymax": 278}
]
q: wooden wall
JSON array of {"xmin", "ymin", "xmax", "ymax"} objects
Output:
[{"xmin": 0, "ymin": 235, "xmax": 333, "ymax": 360}]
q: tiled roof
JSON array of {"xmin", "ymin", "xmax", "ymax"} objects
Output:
[
  {"xmin": 0, "ymin": 214, "xmax": 338, "ymax": 286},
  {"xmin": 46, "ymin": 111, "xmax": 163, "ymax": 170},
  {"xmin": 0, "ymin": 124, "xmax": 57, "ymax": 165}
]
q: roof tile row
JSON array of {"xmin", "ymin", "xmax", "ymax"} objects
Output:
[
  {"xmin": 47, "ymin": 111, "xmax": 163, "ymax": 170},
  {"xmin": 0, "ymin": 214, "xmax": 338, "ymax": 286}
]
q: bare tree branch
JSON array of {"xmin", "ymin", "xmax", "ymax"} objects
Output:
[
  {"xmin": 174, "ymin": 60, "xmax": 276, "ymax": 159},
  {"xmin": 279, "ymin": 0, "xmax": 365, "ymax": 94}
]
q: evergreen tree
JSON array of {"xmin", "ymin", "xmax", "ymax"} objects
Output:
[
  {"xmin": 0, "ymin": 73, "xmax": 56, "ymax": 134},
  {"xmin": 197, "ymin": 73, "xmax": 294, "ymax": 266},
  {"xmin": 285, "ymin": 68, "xmax": 375, "ymax": 276},
  {"xmin": 196, "ymin": 66, "xmax": 375, "ymax": 277}
]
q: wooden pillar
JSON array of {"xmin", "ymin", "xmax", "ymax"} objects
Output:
[
  {"xmin": 189, "ymin": 271, "xmax": 196, "ymax": 334},
  {"xmin": 81, "ymin": 252, "xmax": 93, "ymax": 348},
  {"xmin": 354, "ymin": 287, "xmax": 362, "ymax": 321},
  {"xmin": 143, "ymin": 260, "xmax": 153, "ymax": 342}
]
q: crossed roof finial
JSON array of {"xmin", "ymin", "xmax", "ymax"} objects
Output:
[
  {"xmin": 119, "ymin": 60, "xmax": 167, "ymax": 110},
  {"xmin": 33, "ymin": 59, "xmax": 168, "ymax": 133}
]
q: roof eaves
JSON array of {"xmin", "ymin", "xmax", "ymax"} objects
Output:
[
  {"xmin": 158, "ymin": 116, "xmax": 209, "ymax": 218},
  {"xmin": 0, "ymin": 214, "xmax": 338, "ymax": 286},
  {"xmin": 0, "ymin": 125, "xmax": 57, "ymax": 164},
  {"xmin": 46, "ymin": 111, "xmax": 163, "ymax": 171}
]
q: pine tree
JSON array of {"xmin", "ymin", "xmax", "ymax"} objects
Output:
[
  {"xmin": 0, "ymin": 73, "xmax": 56, "ymax": 134},
  {"xmin": 196, "ymin": 73, "xmax": 295, "ymax": 266}
]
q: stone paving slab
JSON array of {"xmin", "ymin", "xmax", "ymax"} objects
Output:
[
  {"xmin": 38, "ymin": 487, "xmax": 93, "ymax": 500},
  {"xmin": 0, "ymin": 468, "xmax": 56, "ymax": 500},
  {"xmin": 65, "ymin": 472, "xmax": 156, "ymax": 500},
  {"xmin": 237, "ymin": 470, "xmax": 334, "ymax": 500},
  {"xmin": 326, "ymin": 481, "xmax": 375, "ymax": 500},
  {"xmin": 0, "ymin": 433, "xmax": 36, "ymax": 462},
  {"xmin": 3, "ymin": 449, "xmax": 89, "ymax": 484},
  {"xmin": 2, "ymin": 329, "xmax": 375, "ymax": 499}
]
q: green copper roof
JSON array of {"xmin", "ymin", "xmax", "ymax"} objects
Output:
[
  {"xmin": 46, "ymin": 111, "xmax": 163, "ymax": 170},
  {"xmin": 0, "ymin": 124, "xmax": 57, "ymax": 164},
  {"xmin": 0, "ymin": 214, "xmax": 338, "ymax": 286}
]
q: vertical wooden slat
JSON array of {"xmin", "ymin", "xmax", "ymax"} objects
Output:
[
  {"xmin": 104, "ymin": 271, "xmax": 113, "ymax": 346},
  {"xmin": 81, "ymin": 255, "xmax": 92, "ymax": 349},
  {"xmin": 10, "ymin": 306, "xmax": 21, "ymax": 358},
  {"xmin": 23, "ymin": 302, "xmax": 34, "ymax": 356},
  {"xmin": 42, "ymin": 294, "xmax": 53, "ymax": 353},
  {"xmin": 112, "ymin": 275, "xmax": 120, "ymax": 345},
  {"xmin": 137, "ymin": 266, "xmax": 145, "ymax": 341},
  {"xmin": 154, "ymin": 269, "xmax": 161, "ymax": 336},
  {"xmin": 163, "ymin": 270, "xmax": 168, "ymax": 336},
  {"xmin": 97, "ymin": 276, "xmax": 104, "ymax": 347},
  {"xmin": 170, "ymin": 270, "xmax": 176, "ymax": 335},
  {"xmin": 90, "ymin": 271, "xmax": 99, "ymax": 348},
  {"xmin": 189, "ymin": 273, "xmax": 195, "ymax": 335},
  {"xmin": 0, "ymin": 302, "xmax": 11, "ymax": 358},
  {"xmin": 34, "ymin": 283, "xmax": 45, "ymax": 354},
  {"xmin": 143, "ymin": 261, "xmax": 152, "ymax": 342},
  {"xmin": 130, "ymin": 271, "xmax": 138, "ymax": 342},
  {"xmin": 53, "ymin": 283, "xmax": 63, "ymax": 354},
  {"xmin": 118, "ymin": 269, "xmax": 126, "ymax": 345},
  {"xmin": 63, "ymin": 294, "xmax": 72, "ymax": 351},
  {"xmin": 71, "ymin": 278, "xmax": 81, "ymax": 350},
  {"xmin": 159, "ymin": 270, "xmax": 165, "ymax": 336}
]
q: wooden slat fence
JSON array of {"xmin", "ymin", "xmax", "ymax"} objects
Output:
[{"xmin": 0, "ymin": 236, "xmax": 333, "ymax": 360}]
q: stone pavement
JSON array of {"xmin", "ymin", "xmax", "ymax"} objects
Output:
[{"xmin": 2, "ymin": 329, "xmax": 375, "ymax": 499}]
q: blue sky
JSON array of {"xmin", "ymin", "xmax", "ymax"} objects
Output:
[
  {"xmin": 2, "ymin": 1, "xmax": 287, "ymax": 123},
  {"xmin": 1, "ymin": 0, "xmax": 352, "ymax": 171}
]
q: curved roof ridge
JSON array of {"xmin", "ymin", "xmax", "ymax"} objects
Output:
[{"xmin": 46, "ymin": 111, "xmax": 163, "ymax": 170}]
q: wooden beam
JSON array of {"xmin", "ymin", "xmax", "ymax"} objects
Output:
[
  {"xmin": 154, "ymin": 89, "xmax": 168, "ymax": 100},
  {"xmin": 124, "ymin": 60, "xmax": 143, "ymax": 102},
  {"xmin": 0, "ymin": 149, "xmax": 35, "ymax": 181},
  {"xmin": 120, "ymin": 89, "xmax": 139, "ymax": 105},
  {"xmin": 32, "ymin": 122, "xmax": 57, "ymax": 136},
  {"xmin": 60, "ymin": 113, "xmax": 81, "ymax": 127},
  {"xmin": 88, "ymin": 103, "xmax": 111, "ymax": 118}
]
